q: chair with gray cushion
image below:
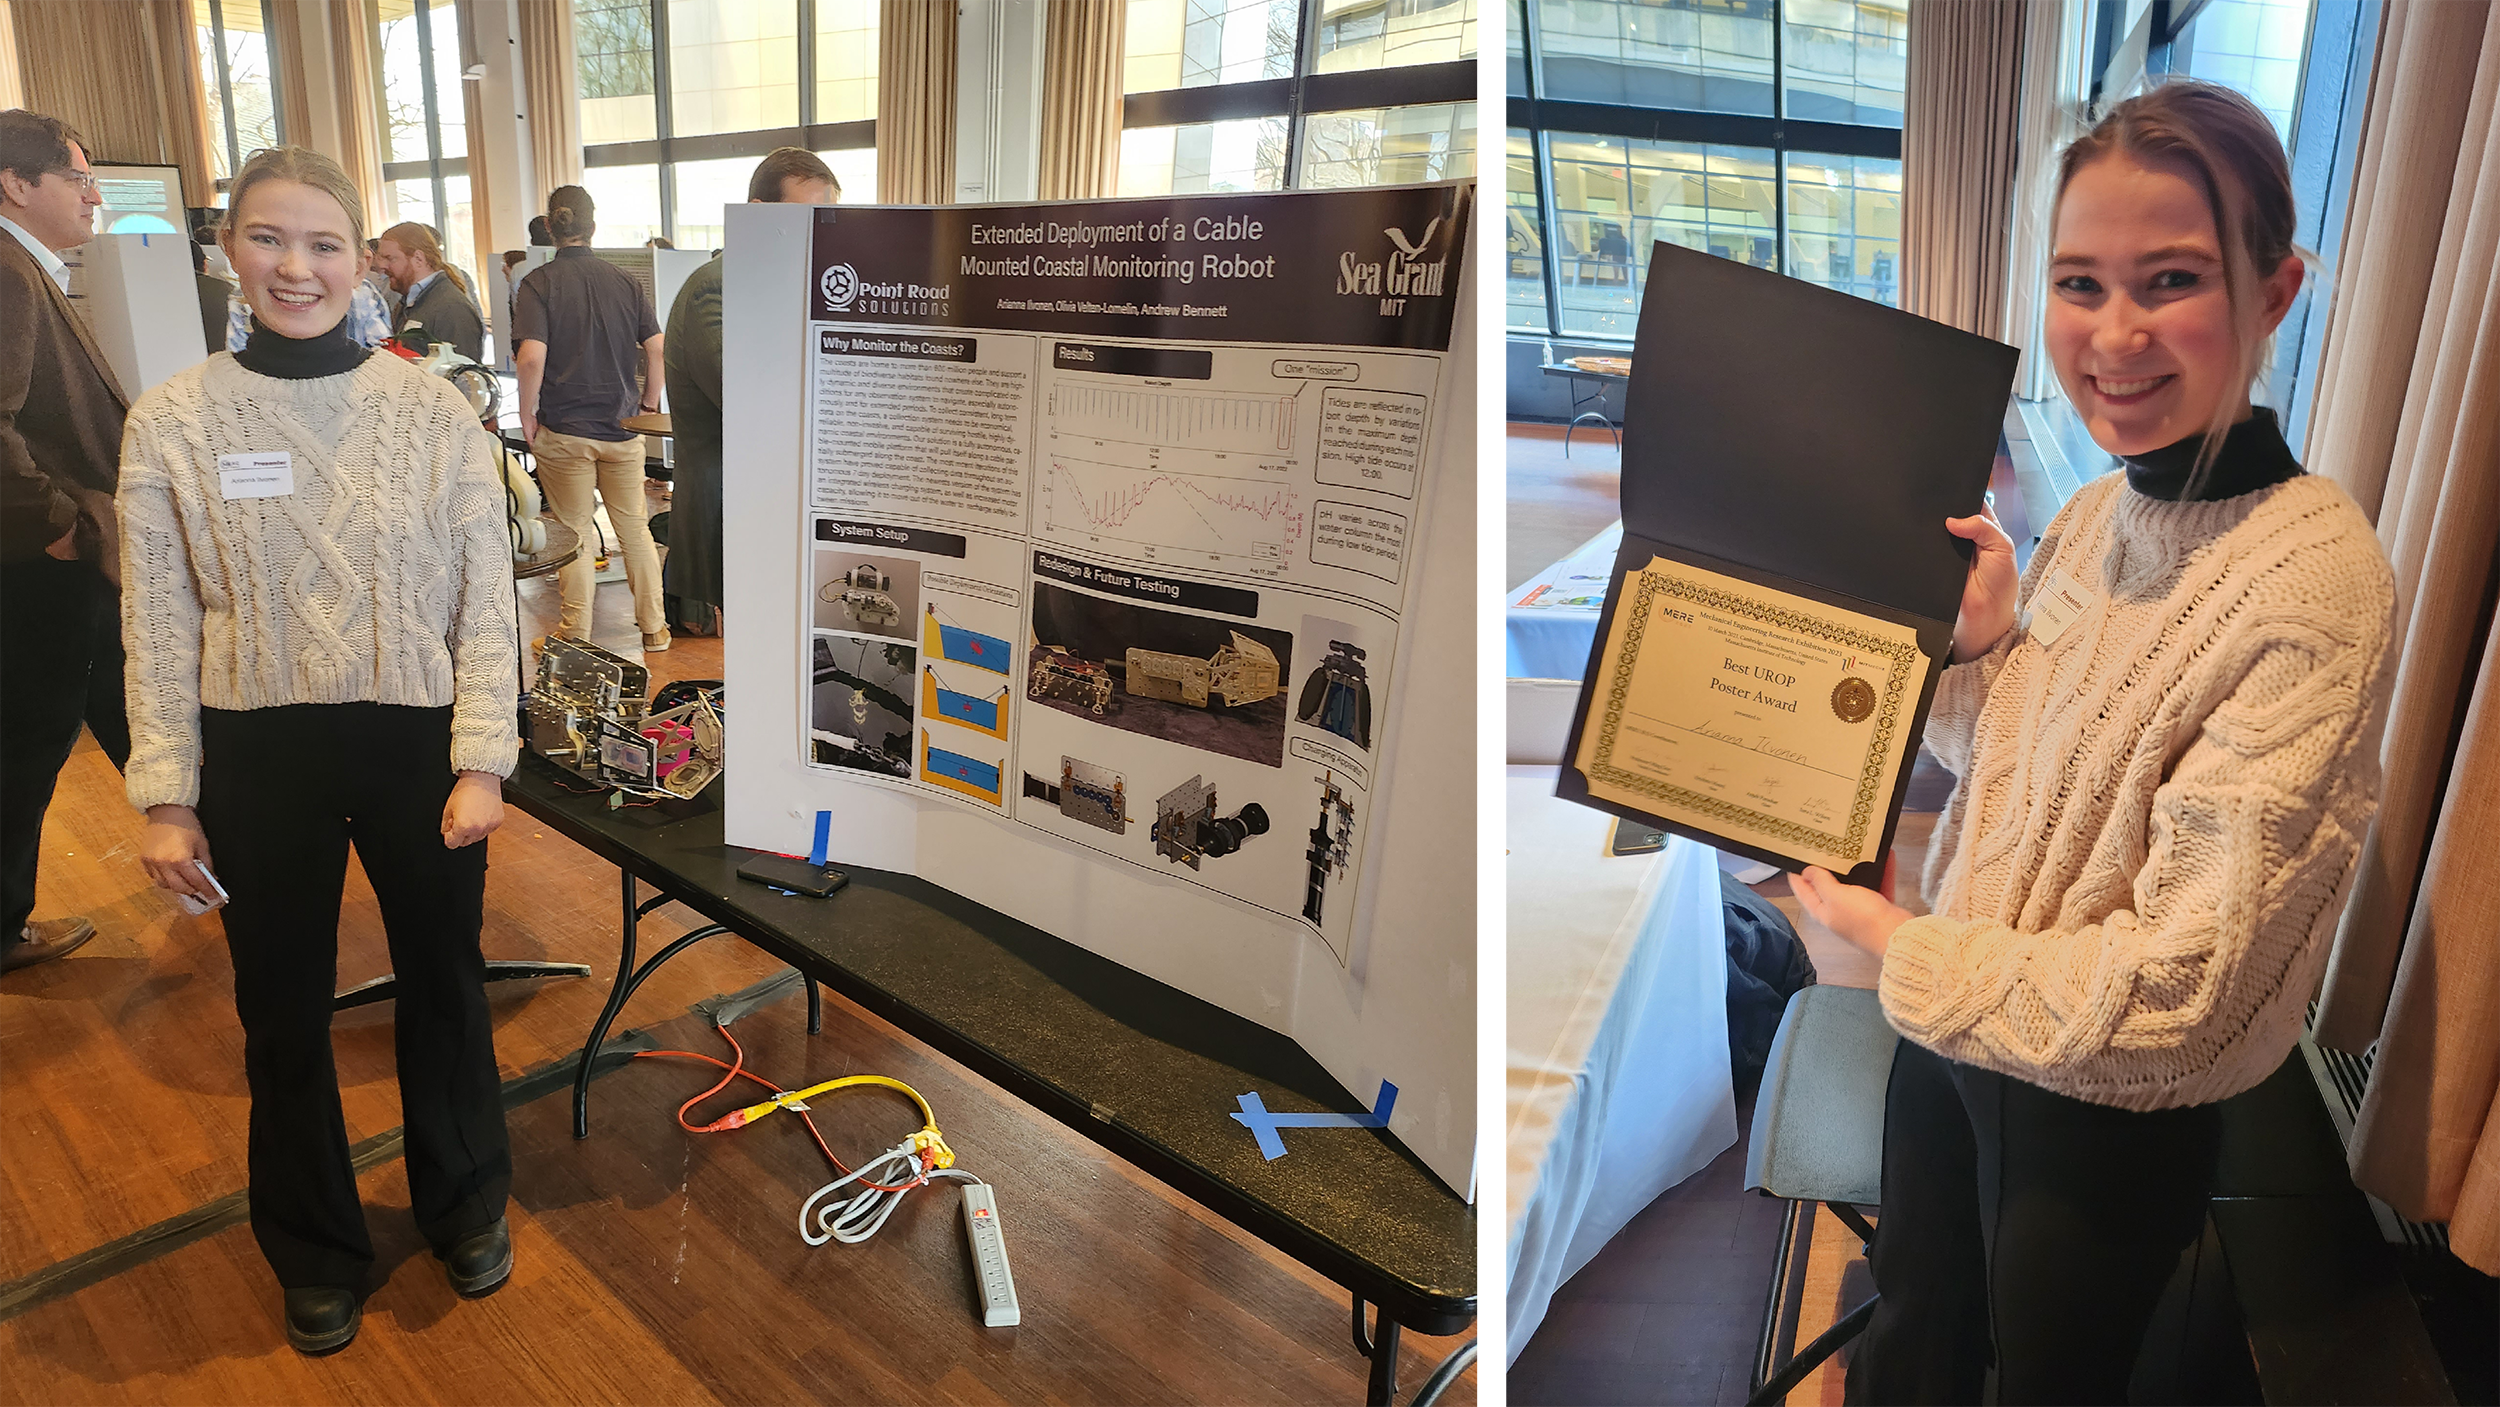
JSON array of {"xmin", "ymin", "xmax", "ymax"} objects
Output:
[{"xmin": 1742, "ymin": 983, "xmax": 1899, "ymax": 1405}]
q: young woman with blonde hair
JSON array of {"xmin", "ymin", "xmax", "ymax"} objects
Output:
[
  {"xmin": 121, "ymin": 145, "xmax": 520, "ymax": 1355},
  {"xmin": 1787, "ymin": 81, "xmax": 2396, "ymax": 1403}
]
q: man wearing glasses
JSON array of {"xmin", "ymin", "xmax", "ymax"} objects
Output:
[{"xmin": 0, "ymin": 108, "xmax": 131, "ymax": 975}]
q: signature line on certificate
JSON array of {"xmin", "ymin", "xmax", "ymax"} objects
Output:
[{"xmin": 1628, "ymin": 711, "xmax": 1859, "ymax": 784}]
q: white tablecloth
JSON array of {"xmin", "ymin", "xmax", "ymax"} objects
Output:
[
  {"xmin": 1505, "ymin": 765, "xmax": 1738, "ymax": 1363},
  {"xmin": 1506, "ymin": 522, "xmax": 1618, "ymax": 680}
]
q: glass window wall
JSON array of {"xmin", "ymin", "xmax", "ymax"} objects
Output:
[
  {"xmin": 194, "ymin": 0, "xmax": 282, "ymax": 192},
  {"xmin": 580, "ymin": 163, "xmax": 666, "ymax": 246},
  {"xmin": 1505, "ymin": 128, "xmax": 1546, "ymax": 330},
  {"xmin": 1784, "ymin": 151, "xmax": 1901, "ymax": 306},
  {"xmin": 572, "ymin": 0, "xmax": 871, "ymax": 245},
  {"xmin": 1118, "ymin": 118, "xmax": 1291, "ymax": 196},
  {"xmin": 667, "ymin": 0, "xmax": 800, "ymax": 138},
  {"xmin": 1298, "ymin": 102, "xmax": 1475, "ymax": 187},
  {"xmin": 577, "ymin": 0, "xmax": 660, "ymax": 144}
]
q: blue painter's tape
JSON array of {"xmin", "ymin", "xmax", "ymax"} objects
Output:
[
  {"xmin": 1228, "ymin": 1082, "xmax": 1398, "ymax": 1161},
  {"xmin": 810, "ymin": 809, "xmax": 831, "ymax": 867},
  {"xmin": 937, "ymin": 624, "xmax": 1011, "ymax": 674}
]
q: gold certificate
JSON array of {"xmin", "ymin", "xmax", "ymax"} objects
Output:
[{"xmin": 1572, "ymin": 554, "xmax": 1931, "ymax": 872}]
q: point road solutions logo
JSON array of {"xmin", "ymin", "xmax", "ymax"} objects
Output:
[
  {"xmin": 819, "ymin": 258, "xmax": 953, "ymax": 319},
  {"xmin": 820, "ymin": 262, "xmax": 858, "ymax": 311},
  {"xmin": 1336, "ymin": 217, "xmax": 1449, "ymax": 318}
]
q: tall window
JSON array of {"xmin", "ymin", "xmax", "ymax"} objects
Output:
[
  {"xmin": 1118, "ymin": 0, "xmax": 1478, "ymax": 197},
  {"xmin": 376, "ymin": 0, "xmax": 476, "ymax": 288},
  {"xmin": 193, "ymin": 0, "xmax": 284, "ymax": 195},
  {"xmin": 574, "ymin": 0, "xmax": 878, "ymax": 248},
  {"xmin": 1509, "ymin": 0, "xmax": 1907, "ymax": 339}
]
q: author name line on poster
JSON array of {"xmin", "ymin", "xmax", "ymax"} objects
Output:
[{"xmin": 995, "ymin": 299, "xmax": 1231, "ymax": 318}]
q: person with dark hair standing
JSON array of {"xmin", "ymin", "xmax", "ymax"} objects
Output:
[
  {"xmin": 125, "ymin": 145, "xmax": 519, "ymax": 1355},
  {"xmin": 660, "ymin": 146, "xmax": 838, "ymax": 636},
  {"xmin": 513, "ymin": 184, "xmax": 669, "ymax": 649},
  {"xmin": 527, "ymin": 213, "xmax": 551, "ymax": 246},
  {"xmin": 0, "ymin": 107, "xmax": 130, "ymax": 976}
]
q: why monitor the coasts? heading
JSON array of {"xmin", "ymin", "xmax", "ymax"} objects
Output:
[{"xmin": 809, "ymin": 186, "xmax": 1472, "ymax": 350}]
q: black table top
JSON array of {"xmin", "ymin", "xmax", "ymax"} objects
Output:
[{"xmin": 503, "ymin": 754, "xmax": 1477, "ymax": 1332}]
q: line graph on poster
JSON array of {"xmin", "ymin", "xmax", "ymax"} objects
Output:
[
  {"xmin": 1039, "ymin": 456, "xmax": 1304, "ymax": 574},
  {"xmin": 1048, "ymin": 383, "xmax": 1296, "ymax": 455}
]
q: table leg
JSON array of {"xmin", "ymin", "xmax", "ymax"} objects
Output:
[
  {"xmin": 806, "ymin": 977, "xmax": 823, "ymax": 1034},
  {"xmin": 1411, "ymin": 1340, "xmax": 1479, "ymax": 1407},
  {"xmin": 1353, "ymin": 1296, "xmax": 1400, "ymax": 1406},
  {"xmin": 573, "ymin": 869, "xmax": 644, "ymax": 1139}
]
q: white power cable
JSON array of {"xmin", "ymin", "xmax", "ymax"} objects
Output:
[{"xmin": 798, "ymin": 1141, "xmax": 987, "ymax": 1247}]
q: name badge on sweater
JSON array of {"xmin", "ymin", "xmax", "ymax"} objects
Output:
[
  {"xmin": 2026, "ymin": 565, "xmax": 2096, "ymax": 649},
  {"xmin": 217, "ymin": 453, "xmax": 294, "ymax": 500}
]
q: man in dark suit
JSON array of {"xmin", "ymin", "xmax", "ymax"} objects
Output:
[
  {"xmin": 0, "ymin": 109, "xmax": 131, "ymax": 975},
  {"xmin": 661, "ymin": 147, "xmax": 837, "ymax": 637}
]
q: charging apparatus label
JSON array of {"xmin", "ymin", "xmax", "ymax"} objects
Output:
[
  {"xmin": 2026, "ymin": 565, "xmax": 2096, "ymax": 650},
  {"xmin": 217, "ymin": 452, "xmax": 294, "ymax": 500}
]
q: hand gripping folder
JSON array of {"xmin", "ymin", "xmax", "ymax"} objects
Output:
[{"xmin": 1555, "ymin": 241, "xmax": 2020, "ymax": 889}]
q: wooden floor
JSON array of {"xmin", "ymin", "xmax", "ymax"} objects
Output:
[
  {"xmin": 0, "ymin": 507, "xmax": 1475, "ymax": 1405},
  {"xmin": 1504, "ymin": 422, "xmax": 1622, "ymax": 594}
]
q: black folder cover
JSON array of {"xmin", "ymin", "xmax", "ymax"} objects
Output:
[{"xmin": 1557, "ymin": 241, "xmax": 2020, "ymax": 887}]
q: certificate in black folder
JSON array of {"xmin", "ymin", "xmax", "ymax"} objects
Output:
[{"xmin": 1557, "ymin": 241, "xmax": 2020, "ymax": 889}]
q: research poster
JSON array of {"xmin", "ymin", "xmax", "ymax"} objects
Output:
[{"xmin": 794, "ymin": 184, "xmax": 1471, "ymax": 964}]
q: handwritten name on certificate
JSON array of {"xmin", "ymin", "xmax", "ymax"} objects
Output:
[{"xmin": 1572, "ymin": 555, "xmax": 1930, "ymax": 872}]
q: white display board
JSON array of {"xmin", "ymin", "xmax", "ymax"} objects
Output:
[
  {"xmin": 721, "ymin": 188, "xmax": 1479, "ymax": 1195},
  {"xmin": 64, "ymin": 232, "xmax": 204, "ymax": 394}
]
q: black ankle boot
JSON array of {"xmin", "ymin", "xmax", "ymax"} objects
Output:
[
  {"xmin": 283, "ymin": 1285, "xmax": 361, "ymax": 1354},
  {"xmin": 440, "ymin": 1217, "xmax": 513, "ymax": 1298}
]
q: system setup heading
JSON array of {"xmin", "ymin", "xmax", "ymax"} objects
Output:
[{"xmin": 962, "ymin": 214, "xmax": 1276, "ymax": 284}]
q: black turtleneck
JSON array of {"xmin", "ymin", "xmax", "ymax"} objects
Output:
[
  {"xmin": 234, "ymin": 313, "xmax": 370, "ymax": 380},
  {"xmin": 2121, "ymin": 405, "xmax": 2304, "ymax": 503}
]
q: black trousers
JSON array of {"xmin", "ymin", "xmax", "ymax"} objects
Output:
[
  {"xmin": 198, "ymin": 703, "xmax": 509, "ymax": 1290},
  {"xmin": 1845, "ymin": 1039, "xmax": 2222, "ymax": 1405},
  {"xmin": 0, "ymin": 556, "xmax": 129, "ymax": 958}
]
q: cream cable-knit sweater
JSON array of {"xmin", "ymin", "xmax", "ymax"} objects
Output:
[
  {"xmin": 1886, "ymin": 470, "xmax": 2394, "ymax": 1111},
  {"xmin": 117, "ymin": 353, "xmax": 519, "ymax": 811}
]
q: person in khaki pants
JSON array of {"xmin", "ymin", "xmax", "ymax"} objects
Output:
[{"xmin": 511, "ymin": 185, "xmax": 668, "ymax": 650}]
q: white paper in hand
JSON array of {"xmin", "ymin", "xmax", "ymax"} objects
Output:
[{"xmin": 177, "ymin": 863, "xmax": 231, "ymax": 915}]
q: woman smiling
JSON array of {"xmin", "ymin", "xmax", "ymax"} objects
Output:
[
  {"xmin": 115, "ymin": 146, "xmax": 520, "ymax": 1356},
  {"xmin": 1785, "ymin": 82, "xmax": 2399, "ymax": 1404}
]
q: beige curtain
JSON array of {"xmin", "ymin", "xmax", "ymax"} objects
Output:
[
  {"xmin": 328, "ymin": 0, "xmax": 389, "ymax": 232},
  {"xmin": 2308, "ymin": 0, "xmax": 2500, "ymax": 1276},
  {"xmin": 878, "ymin": 0, "xmax": 957, "ymax": 204},
  {"xmin": 0, "ymin": 0, "xmax": 22, "ymax": 112},
  {"xmin": 452, "ymin": 0, "xmax": 498, "ymax": 292},
  {"xmin": 518, "ymin": 0, "xmax": 579, "ymax": 198},
  {"xmin": 11, "ymin": 0, "xmax": 217, "ymax": 205},
  {"xmin": 266, "ymin": 1, "xmax": 319, "ymax": 160},
  {"xmin": 1038, "ymin": 0, "xmax": 1125, "ymax": 200},
  {"xmin": 1899, "ymin": 0, "xmax": 2029, "ymax": 338},
  {"xmin": 147, "ymin": 0, "xmax": 217, "ymax": 206}
]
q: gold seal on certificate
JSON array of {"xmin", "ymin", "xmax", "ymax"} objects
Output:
[{"xmin": 1571, "ymin": 554, "xmax": 1932, "ymax": 873}]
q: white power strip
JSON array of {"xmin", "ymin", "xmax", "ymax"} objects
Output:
[{"xmin": 961, "ymin": 1183, "xmax": 1020, "ymax": 1327}]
